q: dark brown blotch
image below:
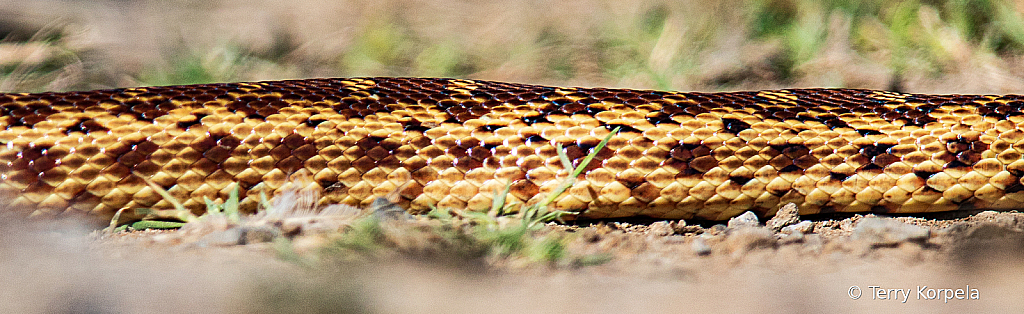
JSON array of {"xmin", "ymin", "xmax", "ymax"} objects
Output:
[
  {"xmin": 402, "ymin": 119, "xmax": 433, "ymax": 132},
  {"xmin": 729, "ymin": 175, "xmax": 753, "ymax": 185},
  {"xmin": 365, "ymin": 146, "xmax": 391, "ymax": 161},
  {"xmin": 509, "ymin": 180, "xmax": 539, "ymax": 201},
  {"xmin": 631, "ymin": 182, "xmax": 660, "ymax": 202},
  {"xmin": 177, "ymin": 113, "xmax": 207, "ymax": 130},
  {"xmin": 944, "ymin": 160, "xmax": 972, "ymax": 171},
  {"xmin": 779, "ymin": 164, "xmax": 803, "ymax": 173},
  {"xmin": 602, "ymin": 123, "xmax": 642, "ymax": 134},
  {"xmin": 1005, "ymin": 182, "xmax": 1024, "ymax": 193},
  {"xmin": 871, "ymin": 154, "xmax": 900, "ymax": 167},
  {"xmin": 454, "ymin": 156, "xmax": 482, "ymax": 172},
  {"xmin": 858, "ymin": 143, "xmax": 894, "ymax": 157},
  {"xmin": 63, "ymin": 118, "xmax": 109, "ymax": 135},
  {"xmin": 914, "ymin": 170, "xmax": 938, "ymax": 179},
  {"xmin": 376, "ymin": 155, "xmax": 401, "ymax": 170},
  {"xmin": 689, "ymin": 155, "xmax": 718, "ymax": 173},
  {"xmin": 721, "ymin": 118, "xmax": 751, "ymax": 134},
  {"xmin": 829, "ymin": 172, "xmax": 851, "ymax": 181}
]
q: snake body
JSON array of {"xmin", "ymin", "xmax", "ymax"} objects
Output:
[{"xmin": 2, "ymin": 77, "xmax": 1023, "ymax": 222}]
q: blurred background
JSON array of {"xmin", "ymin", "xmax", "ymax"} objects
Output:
[{"xmin": 4, "ymin": 0, "xmax": 1024, "ymax": 94}]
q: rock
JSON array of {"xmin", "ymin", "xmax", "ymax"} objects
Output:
[
  {"xmin": 676, "ymin": 225, "xmax": 704, "ymax": 235},
  {"xmin": 851, "ymin": 217, "xmax": 930, "ymax": 245},
  {"xmin": 708, "ymin": 224, "xmax": 728, "ymax": 235},
  {"xmin": 839, "ymin": 217, "xmax": 858, "ymax": 232},
  {"xmin": 671, "ymin": 219, "xmax": 687, "ymax": 232},
  {"xmin": 648, "ymin": 221, "xmax": 674, "ymax": 237},
  {"xmin": 766, "ymin": 203, "xmax": 801, "ymax": 231},
  {"xmin": 781, "ymin": 221, "xmax": 814, "ymax": 234},
  {"xmin": 727, "ymin": 211, "xmax": 760, "ymax": 229},
  {"xmin": 674, "ymin": 220, "xmax": 704, "ymax": 235},
  {"xmin": 691, "ymin": 237, "xmax": 712, "ymax": 256},
  {"xmin": 819, "ymin": 220, "xmax": 839, "ymax": 230},
  {"xmin": 974, "ymin": 210, "xmax": 1001, "ymax": 220}
]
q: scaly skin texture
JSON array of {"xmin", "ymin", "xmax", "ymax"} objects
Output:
[{"xmin": 1, "ymin": 77, "xmax": 1022, "ymax": 222}]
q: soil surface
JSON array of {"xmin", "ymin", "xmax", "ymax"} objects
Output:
[{"xmin": 3, "ymin": 205, "xmax": 1023, "ymax": 313}]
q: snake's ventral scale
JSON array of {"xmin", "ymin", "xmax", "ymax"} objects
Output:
[{"xmin": 1, "ymin": 77, "xmax": 1022, "ymax": 222}]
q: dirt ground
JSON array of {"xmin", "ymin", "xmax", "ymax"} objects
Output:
[{"xmin": 2, "ymin": 205, "xmax": 1023, "ymax": 313}]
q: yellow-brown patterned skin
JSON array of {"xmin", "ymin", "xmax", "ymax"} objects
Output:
[{"xmin": 1, "ymin": 77, "xmax": 1022, "ymax": 222}]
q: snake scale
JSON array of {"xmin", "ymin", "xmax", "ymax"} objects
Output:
[{"xmin": 2, "ymin": 77, "xmax": 1023, "ymax": 223}]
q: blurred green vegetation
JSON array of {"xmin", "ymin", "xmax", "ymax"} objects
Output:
[{"xmin": 3, "ymin": 0, "xmax": 1024, "ymax": 92}]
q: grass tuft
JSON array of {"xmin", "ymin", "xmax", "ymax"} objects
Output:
[
  {"xmin": 104, "ymin": 127, "xmax": 619, "ymax": 268},
  {"xmin": 316, "ymin": 126, "xmax": 619, "ymax": 267},
  {"xmin": 104, "ymin": 173, "xmax": 243, "ymax": 233}
]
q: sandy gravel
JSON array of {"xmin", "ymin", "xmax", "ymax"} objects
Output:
[{"xmin": 2, "ymin": 206, "xmax": 1023, "ymax": 313}]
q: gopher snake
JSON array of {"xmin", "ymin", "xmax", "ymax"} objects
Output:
[{"xmin": 1, "ymin": 77, "xmax": 1021, "ymax": 222}]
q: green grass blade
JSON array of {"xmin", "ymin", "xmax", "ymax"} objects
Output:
[
  {"xmin": 426, "ymin": 205, "xmax": 451, "ymax": 220},
  {"xmin": 539, "ymin": 126, "xmax": 620, "ymax": 210},
  {"xmin": 572, "ymin": 126, "xmax": 620, "ymax": 179},
  {"xmin": 259, "ymin": 191, "xmax": 272, "ymax": 213},
  {"xmin": 103, "ymin": 207, "xmax": 129, "ymax": 233},
  {"xmin": 556, "ymin": 143, "xmax": 573, "ymax": 171},
  {"xmin": 131, "ymin": 220, "xmax": 186, "ymax": 230},
  {"xmin": 490, "ymin": 181, "xmax": 513, "ymax": 216},
  {"xmin": 132, "ymin": 171, "xmax": 195, "ymax": 222},
  {"xmin": 224, "ymin": 183, "xmax": 241, "ymax": 222},
  {"xmin": 204, "ymin": 196, "xmax": 219, "ymax": 214}
]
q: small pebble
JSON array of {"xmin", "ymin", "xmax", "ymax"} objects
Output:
[
  {"xmin": 671, "ymin": 219, "xmax": 688, "ymax": 233},
  {"xmin": 709, "ymin": 224, "xmax": 728, "ymax": 234},
  {"xmin": 766, "ymin": 203, "xmax": 800, "ymax": 231},
  {"xmin": 781, "ymin": 221, "xmax": 814, "ymax": 234},
  {"xmin": 839, "ymin": 218, "xmax": 857, "ymax": 232},
  {"xmin": 648, "ymin": 221, "xmax": 674, "ymax": 237},
  {"xmin": 727, "ymin": 211, "xmax": 760, "ymax": 229}
]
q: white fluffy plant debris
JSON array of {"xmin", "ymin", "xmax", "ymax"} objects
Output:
[
  {"xmin": 108, "ymin": 175, "xmax": 385, "ymax": 247},
  {"xmin": 188, "ymin": 185, "xmax": 377, "ymax": 247}
]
